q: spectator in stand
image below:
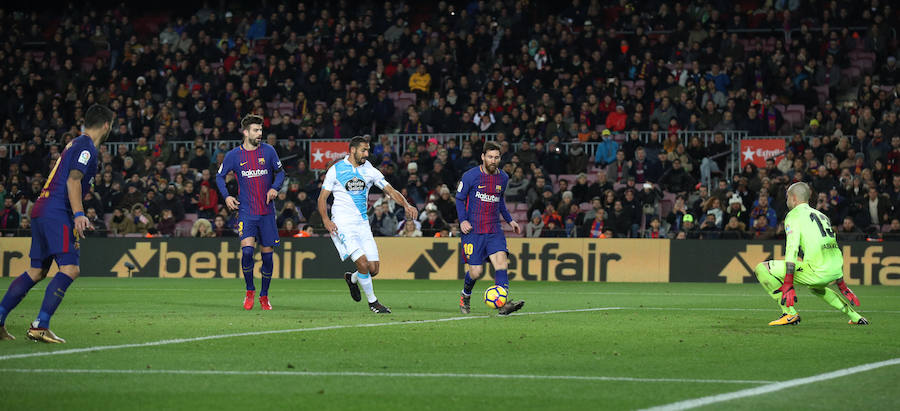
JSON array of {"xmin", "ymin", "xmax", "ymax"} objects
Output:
[
  {"xmin": 109, "ymin": 207, "xmax": 136, "ymax": 235},
  {"xmin": 681, "ymin": 214, "xmax": 700, "ymax": 239},
  {"xmin": 594, "ymin": 130, "xmax": 619, "ymax": 167},
  {"xmin": 213, "ymin": 215, "xmax": 237, "ymax": 237},
  {"xmin": 642, "ymin": 217, "xmax": 667, "ymax": 239},
  {"xmin": 399, "ymin": 220, "xmax": 422, "ymax": 237},
  {"xmin": 750, "ymin": 215, "xmax": 775, "ymax": 240},
  {"xmin": 526, "ymin": 210, "xmax": 544, "ymax": 238},
  {"xmin": 750, "ymin": 194, "xmax": 778, "ymax": 228},
  {"xmin": 837, "ymin": 216, "xmax": 866, "ymax": 242},
  {"xmin": 191, "ymin": 218, "xmax": 216, "ymax": 238},
  {"xmin": 0, "ymin": 196, "xmax": 20, "ymax": 233},
  {"xmin": 131, "ymin": 204, "xmax": 155, "ymax": 234},
  {"xmin": 157, "ymin": 209, "xmax": 177, "ymax": 236}
]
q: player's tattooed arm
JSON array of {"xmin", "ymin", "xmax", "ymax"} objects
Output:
[{"xmin": 67, "ymin": 169, "xmax": 93, "ymax": 237}]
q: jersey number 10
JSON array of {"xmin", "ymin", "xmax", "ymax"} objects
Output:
[{"xmin": 809, "ymin": 213, "xmax": 835, "ymax": 238}]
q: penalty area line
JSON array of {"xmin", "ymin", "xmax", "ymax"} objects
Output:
[
  {"xmin": 0, "ymin": 367, "xmax": 776, "ymax": 385},
  {"xmin": 639, "ymin": 357, "xmax": 900, "ymax": 411},
  {"xmin": 0, "ymin": 307, "xmax": 623, "ymax": 362}
]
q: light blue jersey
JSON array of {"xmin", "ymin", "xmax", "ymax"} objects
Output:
[{"xmin": 323, "ymin": 157, "xmax": 389, "ymax": 224}]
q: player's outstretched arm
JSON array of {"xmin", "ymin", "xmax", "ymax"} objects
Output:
[
  {"xmin": 67, "ymin": 169, "xmax": 92, "ymax": 238},
  {"xmin": 383, "ymin": 184, "xmax": 418, "ymax": 221}
]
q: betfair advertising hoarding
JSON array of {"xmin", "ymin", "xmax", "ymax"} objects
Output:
[{"xmin": 0, "ymin": 238, "xmax": 897, "ymax": 285}]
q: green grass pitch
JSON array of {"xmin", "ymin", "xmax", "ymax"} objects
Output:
[{"xmin": 0, "ymin": 278, "xmax": 898, "ymax": 410}]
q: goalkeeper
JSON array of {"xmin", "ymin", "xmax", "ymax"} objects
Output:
[{"xmin": 754, "ymin": 182, "xmax": 868, "ymax": 326}]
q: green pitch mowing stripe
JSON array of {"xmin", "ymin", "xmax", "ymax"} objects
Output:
[
  {"xmin": 1, "ymin": 368, "xmax": 777, "ymax": 384},
  {"xmin": 0, "ymin": 307, "xmax": 623, "ymax": 361}
]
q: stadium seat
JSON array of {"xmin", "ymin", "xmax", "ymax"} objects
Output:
[
  {"xmin": 514, "ymin": 203, "xmax": 529, "ymax": 211},
  {"xmin": 579, "ymin": 202, "xmax": 591, "ymax": 211}
]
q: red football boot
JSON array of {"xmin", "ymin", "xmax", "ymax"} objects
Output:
[
  {"xmin": 243, "ymin": 290, "xmax": 255, "ymax": 310},
  {"xmin": 259, "ymin": 296, "xmax": 272, "ymax": 311}
]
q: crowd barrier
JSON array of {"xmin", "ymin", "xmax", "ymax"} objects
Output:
[{"xmin": 1, "ymin": 238, "xmax": 897, "ymax": 285}]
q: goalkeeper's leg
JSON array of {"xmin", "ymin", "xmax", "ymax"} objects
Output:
[
  {"xmin": 808, "ymin": 287, "xmax": 864, "ymax": 323},
  {"xmin": 754, "ymin": 261, "xmax": 797, "ymax": 316}
]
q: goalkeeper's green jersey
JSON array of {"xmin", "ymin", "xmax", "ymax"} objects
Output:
[{"xmin": 784, "ymin": 203, "xmax": 843, "ymax": 276}]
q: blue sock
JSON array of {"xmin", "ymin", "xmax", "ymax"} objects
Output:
[
  {"xmin": 36, "ymin": 273, "xmax": 74, "ymax": 328},
  {"xmin": 241, "ymin": 246, "xmax": 255, "ymax": 291},
  {"xmin": 495, "ymin": 269, "xmax": 509, "ymax": 290},
  {"xmin": 0, "ymin": 273, "xmax": 37, "ymax": 326},
  {"xmin": 260, "ymin": 251, "xmax": 273, "ymax": 297},
  {"xmin": 462, "ymin": 271, "xmax": 476, "ymax": 295}
]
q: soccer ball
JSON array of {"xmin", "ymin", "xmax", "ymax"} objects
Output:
[{"xmin": 483, "ymin": 285, "xmax": 508, "ymax": 309}]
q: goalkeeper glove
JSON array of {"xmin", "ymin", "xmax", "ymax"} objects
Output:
[
  {"xmin": 837, "ymin": 279, "xmax": 860, "ymax": 306},
  {"xmin": 774, "ymin": 273, "xmax": 797, "ymax": 307}
]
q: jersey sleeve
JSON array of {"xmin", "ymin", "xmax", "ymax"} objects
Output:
[
  {"xmin": 784, "ymin": 212, "xmax": 801, "ymax": 265},
  {"xmin": 323, "ymin": 166, "xmax": 338, "ymax": 191},
  {"xmin": 364, "ymin": 163, "xmax": 389, "ymax": 189},
  {"xmin": 268, "ymin": 145, "xmax": 285, "ymax": 190},
  {"xmin": 70, "ymin": 141, "xmax": 94, "ymax": 176},
  {"xmin": 455, "ymin": 172, "xmax": 470, "ymax": 223},
  {"xmin": 455, "ymin": 172, "xmax": 470, "ymax": 202}
]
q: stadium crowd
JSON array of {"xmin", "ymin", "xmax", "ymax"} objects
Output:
[{"xmin": 0, "ymin": 0, "xmax": 899, "ymax": 241}]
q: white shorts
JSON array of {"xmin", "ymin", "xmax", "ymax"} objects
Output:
[{"xmin": 331, "ymin": 220, "xmax": 379, "ymax": 262}]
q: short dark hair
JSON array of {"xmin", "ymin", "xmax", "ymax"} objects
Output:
[
  {"xmin": 483, "ymin": 141, "xmax": 501, "ymax": 154},
  {"xmin": 84, "ymin": 104, "xmax": 115, "ymax": 129},
  {"xmin": 241, "ymin": 114, "xmax": 264, "ymax": 131},
  {"xmin": 349, "ymin": 135, "xmax": 370, "ymax": 150}
]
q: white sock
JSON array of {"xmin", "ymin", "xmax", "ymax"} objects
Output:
[
  {"xmin": 357, "ymin": 273, "xmax": 377, "ymax": 303},
  {"xmin": 351, "ymin": 271, "xmax": 359, "ymax": 284}
]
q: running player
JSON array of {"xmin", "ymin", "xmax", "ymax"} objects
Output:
[
  {"xmin": 456, "ymin": 141, "xmax": 524, "ymax": 315},
  {"xmin": 318, "ymin": 136, "xmax": 417, "ymax": 313},
  {"xmin": 216, "ymin": 114, "xmax": 285, "ymax": 311},
  {"xmin": 754, "ymin": 182, "xmax": 867, "ymax": 326},
  {"xmin": 0, "ymin": 104, "xmax": 114, "ymax": 343}
]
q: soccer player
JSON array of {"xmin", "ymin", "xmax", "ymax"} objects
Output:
[
  {"xmin": 318, "ymin": 136, "xmax": 417, "ymax": 313},
  {"xmin": 0, "ymin": 104, "xmax": 114, "ymax": 343},
  {"xmin": 216, "ymin": 114, "xmax": 285, "ymax": 310},
  {"xmin": 754, "ymin": 182, "xmax": 867, "ymax": 326},
  {"xmin": 456, "ymin": 141, "xmax": 524, "ymax": 315}
]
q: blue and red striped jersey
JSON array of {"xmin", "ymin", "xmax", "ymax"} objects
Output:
[
  {"xmin": 215, "ymin": 143, "xmax": 283, "ymax": 216},
  {"xmin": 455, "ymin": 166, "xmax": 512, "ymax": 234},
  {"xmin": 32, "ymin": 135, "xmax": 98, "ymax": 219}
]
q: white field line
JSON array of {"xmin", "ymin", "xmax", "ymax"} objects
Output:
[
  {"xmin": 0, "ymin": 368, "xmax": 776, "ymax": 385},
  {"xmin": 0, "ymin": 307, "xmax": 623, "ymax": 362},
  {"xmin": 71, "ymin": 287, "xmax": 900, "ymax": 299},
  {"xmin": 640, "ymin": 358, "xmax": 900, "ymax": 411}
]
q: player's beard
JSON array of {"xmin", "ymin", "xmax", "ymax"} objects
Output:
[
  {"xmin": 485, "ymin": 162, "xmax": 498, "ymax": 173},
  {"xmin": 353, "ymin": 152, "xmax": 366, "ymax": 165},
  {"xmin": 247, "ymin": 136, "xmax": 261, "ymax": 147}
]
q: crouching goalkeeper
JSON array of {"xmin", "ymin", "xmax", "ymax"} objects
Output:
[{"xmin": 754, "ymin": 182, "xmax": 867, "ymax": 326}]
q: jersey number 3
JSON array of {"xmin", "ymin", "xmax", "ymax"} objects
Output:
[{"xmin": 809, "ymin": 213, "xmax": 835, "ymax": 238}]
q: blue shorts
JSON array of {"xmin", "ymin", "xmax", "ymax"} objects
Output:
[
  {"xmin": 461, "ymin": 232, "xmax": 508, "ymax": 266},
  {"xmin": 29, "ymin": 216, "xmax": 79, "ymax": 269},
  {"xmin": 236, "ymin": 213, "xmax": 279, "ymax": 247}
]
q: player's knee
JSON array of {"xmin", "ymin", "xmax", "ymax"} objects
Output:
[
  {"xmin": 368, "ymin": 262, "xmax": 379, "ymax": 277},
  {"xmin": 754, "ymin": 262, "xmax": 769, "ymax": 276},
  {"xmin": 355, "ymin": 257, "xmax": 369, "ymax": 273},
  {"xmin": 59, "ymin": 266, "xmax": 80, "ymax": 279}
]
